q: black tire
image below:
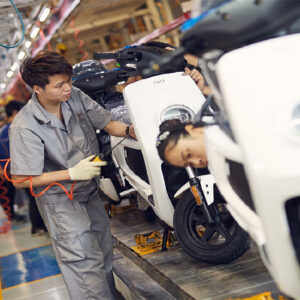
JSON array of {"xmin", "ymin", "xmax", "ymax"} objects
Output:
[{"xmin": 174, "ymin": 189, "xmax": 250, "ymax": 264}]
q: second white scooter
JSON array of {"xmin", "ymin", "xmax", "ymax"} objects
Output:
[{"xmin": 110, "ymin": 71, "xmax": 249, "ymax": 264}]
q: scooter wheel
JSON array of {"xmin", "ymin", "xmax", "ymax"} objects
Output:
[{"xmin": 173, "ymin": 189, "xmax": 250, "ymax": 264}]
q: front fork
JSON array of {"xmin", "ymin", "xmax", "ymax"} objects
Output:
[{"xmin": 186, "ymin": 166, "xmax": 214, "ymax": 224}]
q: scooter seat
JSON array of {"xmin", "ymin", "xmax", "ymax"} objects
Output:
[{"xmin": 110, "ymin": 105, "xmax": 131, "ymax": 125}]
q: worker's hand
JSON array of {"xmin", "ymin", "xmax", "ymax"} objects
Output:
[
  {"xmin": 68, "ymin": 155, "xmax": 107, "ymax": 181},
  {"xmin": 184, "ymin": 67, "xmax": 205, "ymax": 91},
  {"xmin": 127, "ymin": 125, "xmax": 137, "ymax": 140},
  {"xmin": 183, "ymin": 67, "xmax": 212, "ymax": 96},
  {"xmin": 0, "ymin": 165, "xmax": 4, "ymax": 177}
]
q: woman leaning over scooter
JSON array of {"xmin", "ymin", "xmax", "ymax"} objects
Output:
[{"xmin": 156, "ymin": 119, "xmax": 207, "ymax": 169}]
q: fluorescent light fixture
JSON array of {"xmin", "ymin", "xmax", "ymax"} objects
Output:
[
  {"xmin": 17, "ymin": 50, "xmax": 26, "ymax": 60},
  {"xmin": 25, "ymin": 40, "xmax": 32, "ymax": 48},
  {"xmin": 0, "ymin": 83, "xmax": 6, "ymax": 89},
  {"xmin": 30, "ymin": 26, "xmax": 40, "ymax": 39},
  {"xmin": 7, "ymin": 71, "xmax": 14, "ymax": 78},
  {"xmin": 39, "ymin": 7, "xmax": 51, "ymax": 22},
  {"xmin": 11, "ymin": 62, "xmax": 18, "ymax": 71}
]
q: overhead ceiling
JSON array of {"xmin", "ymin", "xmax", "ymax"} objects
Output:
[
  {"xmin": 53, "ymin": 0, "xmax": 150, "ymax": 63},
  {"xmin": 0, "ymin": 0, "xmax": 48, "ymax": 90},
  {"xmin": 0, "ymin": 0, "xmax": 187, "ymax": 96}
]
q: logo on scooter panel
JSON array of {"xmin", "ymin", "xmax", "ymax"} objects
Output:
[{"xmin": 153, "ymin": 79, "xmax": 165, "ymax": 85}]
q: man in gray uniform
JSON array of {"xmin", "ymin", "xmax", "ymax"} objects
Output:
[{"xmin": 9, "ymin": 51, "xmax": 135, "ymax": 300}]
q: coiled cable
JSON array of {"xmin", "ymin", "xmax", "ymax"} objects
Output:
[
  {"xmin": 0, "ymin": 175, "xmax": 12, "ymax": 233},
  {"xmin": 0, "ymin": 0, "xmax": 25, "ymax": 49},
  {"xmin": 1, "ymin": 159, "xmax": 76, "ymax": 201}
]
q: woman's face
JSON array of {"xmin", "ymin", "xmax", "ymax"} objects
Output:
[{"xmin": 164, "ymin": 125, "xmax": 208, "ymax": 168}]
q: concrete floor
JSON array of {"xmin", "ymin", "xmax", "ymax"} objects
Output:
[
  {"xmin": 0, "ymin": 222, "xmax": 70, "ymax": 300},
  {"xmin": 0, "ymin": 206, "xmax": 285, "ymax": 300}
]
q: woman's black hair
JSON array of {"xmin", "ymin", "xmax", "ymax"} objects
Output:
[{"xmin": 156, "ymin": 119, "xmax": 190, "ymax": 163}]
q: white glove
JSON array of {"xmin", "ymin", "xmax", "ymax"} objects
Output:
[{"xmin": 68, "ymin": 155, "xmax": 107, "ymax": 181}]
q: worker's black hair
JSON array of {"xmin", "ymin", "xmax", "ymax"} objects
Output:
[{"xmin": 20, "ymin": 50, "xmax": 73, "ymax": 89}]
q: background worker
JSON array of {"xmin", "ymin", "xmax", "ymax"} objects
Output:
[
  {"xmin": 0, "ymin": 100, "xmax": 27, "ymax": 223},
  {"xmin": 141, "ymin": 41, "xmax": 211, "ymax": 96},
  {"xmin": 0, "ymin": 100, "xmax": 46, "ymax": 233},
  {"xmin": 9, "ymin": 50, "xmax": 135, "ymax": 300}
]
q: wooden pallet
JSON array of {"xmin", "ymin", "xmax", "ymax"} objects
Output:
[{"xmin": 110, "ymin": 208, "xmax": 284, "ymax": 300}]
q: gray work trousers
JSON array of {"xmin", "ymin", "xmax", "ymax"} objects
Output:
[{"xmin": 36, "ymin": 190, "xmax": 115, "ymax": 300}]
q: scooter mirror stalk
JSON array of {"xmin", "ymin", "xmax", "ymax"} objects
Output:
[{"xmin": 142, "ymin": 47, "xmax": 187, "ymax": 78}]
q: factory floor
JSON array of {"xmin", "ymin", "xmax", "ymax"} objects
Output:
[
  {"xmin": 0, "ymin": 221, "xmax": 69, "ymax": 300},
  {"xmin": 0, "ymin": 203, "xmax": 284, "ymax": 300}
]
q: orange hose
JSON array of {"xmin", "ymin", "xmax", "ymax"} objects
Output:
[
  {"xmin": 70, "ymin": 18, "xmax": 88, "ymax": 61},
  {"xmin": 0, "ymin": 175, "xmax": 11, "ymax": 219},
  {"xmin": 74, "ymin": 30, "xmax": 88, "ymax": 61},
  {"xmin": 0, "ymin": 174, "xmax": 11, "ymax": 233},
  {"xmin": 0, "ymin": 159, "xmax": 76, "ymax": 201}
]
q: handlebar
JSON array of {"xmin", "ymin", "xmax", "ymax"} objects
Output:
[
  {"xmin": 73, "ymin": 68, "xmax": 137, "ymax": 94},
  {"xmin": 142, "ymin": 0, "xmax": 300, "ymax": 77},
  {"xmin": 93, "ymin": 52, "xmax": 121, "ymax": 60},
  {"xmin": 93, "ymin": 45, "xmax": 189, "ymax": 78},
  {"xmin": 142, "ymin": 46, "xmax": 187, "ymax": 78}
]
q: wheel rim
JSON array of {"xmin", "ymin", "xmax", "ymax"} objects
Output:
[{"xmin": 187, "ymin": 201, "xmax": 237, "ymax": 250}]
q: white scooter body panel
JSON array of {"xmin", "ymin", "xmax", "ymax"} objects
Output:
[
  {"xmin": 121, "ymin": 72, "xmax": 206, "ymax": 226},
  {"xmin": 205, "ymin": 125, "xmax": 265, "ymax": 245},
  {"xmin": 111, "ymin": 137, "xmax": 153, "ymax": 201},
  {"xmin": 213, "ymin": 34, "xmax": 300, "ymax": 298}
]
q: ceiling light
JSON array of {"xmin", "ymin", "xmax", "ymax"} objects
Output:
[
  {"xmin": 25, "ymin": 41, "xmax": 32, "ymax": 48},
  {"xmin": 0, "ymin": 83, "xmax": 6, "ymax": 89},
  {"xmin": 11, "ymin": 63, "xmax": 18, "ymax": 71},
  {"xmin": 39, "ymin": 7, "xmax": 51, "ymax": 22},
  {"xmin": 17, "ymin": 50, "xmax": 26, "ymax": 60},
  {"xmin": 30, "ymin": 26, "xmax": 40, "ymax": 39},
  {"xmin": 7, "ymin": 71, "xmax": 14, "ymax": 78}
]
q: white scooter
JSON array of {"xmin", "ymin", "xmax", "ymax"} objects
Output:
[
  {"xmin": 109, "ymin": 70, "xmax": 249, "ymax": 264},
  {"xmin": 144, "ymin": 0, "xmax": 300, "ymax": 298},
  {"xmin": 76, "ymin": 47, "xmax": 249, "ymax": 264}
]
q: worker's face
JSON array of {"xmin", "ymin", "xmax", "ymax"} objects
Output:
[
  {"xmin": 34, "ymin": 74, "xmax": 72, "ymax": 103},
  {"xmin": 164, "ymin": 125, "xmax": 208, "ymax": 168}
]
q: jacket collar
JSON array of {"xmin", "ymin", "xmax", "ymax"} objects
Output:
[{"xmin": 30, "ymin": 92, "xmax": 72, "ymax": 130}]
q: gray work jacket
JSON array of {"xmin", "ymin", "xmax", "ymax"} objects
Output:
[{"xmin": 9, "ymin": 86, "xmax": 112, "ymax": 203}]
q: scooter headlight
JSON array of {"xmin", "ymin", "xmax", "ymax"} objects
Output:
[
  {"xmin": 286, "ymin": 103, "xmax": 300, "ymax": 142},
  {"xmin": 289, "ymin": 104, "xmax": 300, "ymax": 137},
  {"xmin": 160, "ymin": 105, "xmax": 195, "ymax": 123}
]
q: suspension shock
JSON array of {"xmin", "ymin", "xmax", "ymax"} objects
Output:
[{"xmin": 186, "ymin": 166, "xmax": 214, "ymax": 224}]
